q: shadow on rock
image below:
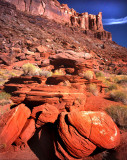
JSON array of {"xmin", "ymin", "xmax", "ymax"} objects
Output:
[{"xmin": 28, "ymin": 123, "xmax": 59, "ymax": 160}]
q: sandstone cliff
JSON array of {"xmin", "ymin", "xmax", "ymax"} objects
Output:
[{"xmin": 4, "ymin": 0, "xmax": 112, "ymax": 40}]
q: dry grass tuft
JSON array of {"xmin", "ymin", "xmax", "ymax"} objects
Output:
[
  {"xmin": 89, "ymin": 83, "xmax": 98, "ymax": 96},
  {"xmin": 83, "ymin": 70, "xmax": 94, "ymax": 80}
]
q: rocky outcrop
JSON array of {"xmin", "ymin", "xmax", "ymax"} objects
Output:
[
  {"xmin": 3, "ymin": 0, "xmax": 111, "ymax": 40},
  {"xmin": 49, "ymin": 50, "xmax": 99, "ymax": 74},
  {"xmin": 54, "ymin": 111, "xmax": 120, "ymax": 159},
  {"xmin": 94, "ymin": 30, "xmax": 112, "ymax": 40},
  {"xmin": 3, "ymin": 75, "xmax": 86, "ymax": 112}
]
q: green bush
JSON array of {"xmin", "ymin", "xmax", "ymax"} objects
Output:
[
  {"xmin": 106, "ymin": 105, "xmax": 127, "ymax": 128},
  {"xmin": 110, "ymin": 90, "xmax": 127, "ymax": 104},
  {"xmin": 83, "ymin": 70, "xmax": 94, "ymax": 80},
  {"xmin": 22, "ymin": 63, "xmax": 52, "ymax": 77},
  {"xmin": 89, "ymin": 83, "xmax": 98, "ymax": 96}
]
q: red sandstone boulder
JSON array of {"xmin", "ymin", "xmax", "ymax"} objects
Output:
[
  {"xmin": 36, "ymin": 45, "xmax": 48, "ymax": 53},
  {"xmin": 0, "ymin": 104, "xmax": 31, "ymax": 152},
  {"xmin": 18, "ymin": 119, "xmax": 35, "ymax": 143},
  {"xmin": 68, "ymin": 111, "xmax": 120, "ymax": 149},
  {"xmin": 31, "ymin": 103, "xmax": 59, "ymax": 127},
  {"xmin": 3, "ymin": 75, "xmax": 87, "ymax": 111},
  {"xmin": 55, "ymin": 112, "xmax": 96, "ymax": 159},
  {"xmin": 54, "ymin": 111, "xmax": 120, "ymax": 159}
]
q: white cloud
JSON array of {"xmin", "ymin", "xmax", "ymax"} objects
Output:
[{"xmin": 103, "ymin": 16, "xmax": 127, "ymax": 25}]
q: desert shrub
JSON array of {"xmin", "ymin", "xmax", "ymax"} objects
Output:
[
  {"xmin": 0, "ymin": 92, "xmax": 11, "ymax": 100},
  {"xmin": 108, "ymin": 83, "xmax": 118, "ymax": 91},
  {"xmin": 22, "ymin": 63, "xmax": 52, "ymax": 77},
  {"xmin": 117, "ymin": 76, "xmax": 127, "ymax": 84},
  {"xmin": 106, "ymin": 105, "xmax": 127, "ymax": 128},
  {"xmin": 83, "ymin": 70, "xmax": 94, "ymax": 80},
  {"xmin": 105, "ymin": 88, "xmax": 109, "ymax": 93},
  {"xmin": 95, "ymin": 71, "xmax": 104, "ymax": 78},
  {"xmin": 89, "ymin": 83, "xmax": 98, "ymax": 96},
  {"xmin": 22, "ymin": 63, "xmax": 39, "ymax": 76},
  {"xmin": 110, "ymin": 89, "xmax": 127, "ymax": 104},
  {"xmin": 112, "ymin": 76, "xmax": 119, "ymax": 83}
]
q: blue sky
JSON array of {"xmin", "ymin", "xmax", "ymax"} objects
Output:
[{"xmin": 59, "ymin": 0, "xmax": 127, "ymax": 48}]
